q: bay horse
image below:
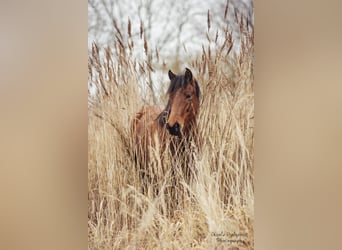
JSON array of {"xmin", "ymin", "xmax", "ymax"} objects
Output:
[{"xmin": 131, "ymin": 68, "xmax": 200, "ymax": 190}]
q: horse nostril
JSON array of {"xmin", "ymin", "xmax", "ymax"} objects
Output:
[{"xmin": 166, "ymin": 122, "xmax": 181, "ymax": 136}]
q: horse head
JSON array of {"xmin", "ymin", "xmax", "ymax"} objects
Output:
[{"xmin": 164, "ymin": 68, "xmax": 200, "ymax": 137}]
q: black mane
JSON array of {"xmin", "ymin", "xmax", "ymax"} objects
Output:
[{"xmin": 157, "ymin": 100, "xmax": 170, "ymax": 127}]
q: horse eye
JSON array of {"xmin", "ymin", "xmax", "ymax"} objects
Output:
[{"xmin": 185, "ymin": 94, "xmax": 192, "ymax": 99}]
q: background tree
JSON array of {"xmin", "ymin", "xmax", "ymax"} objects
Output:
[{"xmin": 88, "ymin": 0, "xmax": 253, "ymax": 101}]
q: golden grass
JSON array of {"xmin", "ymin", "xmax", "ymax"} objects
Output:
[{"xmin": 88, "ymin": 11, "xmax": 254, "ymax": 250}]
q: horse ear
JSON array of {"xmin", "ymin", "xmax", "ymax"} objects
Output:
[
  {"xmin": 185, "ymin": 68, "xmax": 193, "ymax": 81},
  {"xmin": 168, "ymin": 70, "xmax": 176, "ymax": 80}
]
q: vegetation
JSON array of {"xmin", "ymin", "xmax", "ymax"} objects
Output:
[{"xmin": 88, "ymin": 8, "xmax": 254, "ymax": 249}]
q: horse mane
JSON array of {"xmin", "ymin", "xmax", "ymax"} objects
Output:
[
  {"xmin": 156, "ymin": 74, "xmax": 200, "ymax": 128},
  {"xmin": 157, "ymin": 100, "xmax": 170, "ymax": 127}
]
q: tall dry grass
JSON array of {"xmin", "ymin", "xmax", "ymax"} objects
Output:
[{"xmin": 88, "ymin": 9, "xmax": 254, "ymax": 249}]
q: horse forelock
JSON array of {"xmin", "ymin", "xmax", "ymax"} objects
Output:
[
  {"xmin": 167, "ymin": 75, "xmax": 187, "ymax": 95},
  {"xmin": 167, "ymin": 75, "xmax": 200, "ymax": 99}
]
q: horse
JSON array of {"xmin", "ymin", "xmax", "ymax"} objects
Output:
[{"xmin": 131, "ymin": 67, "xmax": 200, "ymax": 195}]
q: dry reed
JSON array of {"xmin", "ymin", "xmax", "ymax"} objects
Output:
[{"xmin": 88, "ymin": 6, "xmax": 254, "ymax": 249}]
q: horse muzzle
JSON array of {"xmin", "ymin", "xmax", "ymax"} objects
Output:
[{"xmin": 166, "ymin": 122, "xmax": 182, "ymax": 137}]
